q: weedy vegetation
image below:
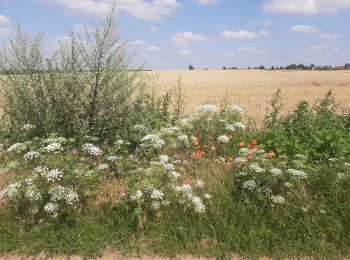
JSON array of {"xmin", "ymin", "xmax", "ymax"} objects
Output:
[{"xmin": 0, "ymin": 7, "xmax": 349, "ymax": 259}]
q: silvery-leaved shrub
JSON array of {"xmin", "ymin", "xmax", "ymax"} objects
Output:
[{"xmin": 0, "ymin": 6, "xmax": 149, "ymax": 142}]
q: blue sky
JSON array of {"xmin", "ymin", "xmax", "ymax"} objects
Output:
[{"xmin": 0, "ymin": 0, "xmax": 349, "ymax": 69}]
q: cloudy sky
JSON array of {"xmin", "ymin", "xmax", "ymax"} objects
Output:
[{"xmin": 0, "ymin": 0, "xmax": 349, "ymax": 69}]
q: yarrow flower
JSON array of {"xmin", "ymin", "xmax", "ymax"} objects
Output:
[
  {"xmin": 44, "ymin": 202, "xmax": 59, "ymax": 214},
  {"xmin": 7, "ymin": 143, "xmax": 23, "ymax": 153},
  {"xmin": 42, "ymin": 142, "xmax": 63, "ymax": 154},
  {"xmin": 234, "ymin": 157, "xmax": 247, "ymax": 164},
  {"xmin": 177, "ymin": 134, "xmax": 190, "ymax": 145},
  {"xmin": 217, "ymin": 135, "xmax": 230, "ymax": 143},
  {"xmin": 194, "ymin": 180, "xmax": 205, "ymax": 188},
  {"xmin": 227, "ymin": 105, "xmax": 244, "ymax": 114},
  {"xmin": 169, "ymin": 171, "xmax": 181, "ymax": 179},
  {"xmin": 243, "ymin": 180, "xmax": 257, "ymax": 190},
  {"xmin": 107, "ymin": 155, "xmax": 117, "ymax": 162},
  {"xmin": 249, "ymin": 164, "xmax": 265, "ymax": 173},
  {"xmin": 271, "ymin": 195, "xmax": 286, "ymax": 204},
  {"xmin": 225, "ymin": 124, "xmax": 236, "ymax": 132},
  {"xmin": 195, "ymin": 104, "xmax": 218, "ymax": 113},
  {"xmin": 82, "ymin": 143, "xmax": 103, "ymax": 156},
  {"xmin": 33, "ymin": 166, "xmax": 49, "ymax": 176},
  {"xmin": 0, "ymin": 182, "xmax": 21, "ymax": 199},
  {"xmin": 26, "ymin": 186, "xmax": 42, "ymax": 202},
  {"xmin": 270, "ymin": 168, "xmax": 283, "ymax": 177},
  {"xmin": 204, "ymin": 193, "xmax": 212, "ymax": 200},
  {"xmin": 130, "ymin": 190, "xmax": 143, "ymax": 201},
  {"xmin": 151, "ymin": 201, "xmax": 161, "ymax": 210},
  {"xmin": 140, "ymin": 134, "xmax": 165, "ymax": 149},
  {"xmin": 23, "ymin": 151, "xmax": 41, "ymax": 160},
  {"xmin": 98, "ymin": 164, "xmax": 109, "ymax": 170},
  {"xmin": 287, "ymin": 169, "xmax": 307, "ymax": 179},
  {"xmin": 190, "ymin": 196, "xmax": 205, "ymax": 213},
  {"xmin": 22, "ymin": 124, "xmax": 35, "ymax": 131},
  {"xmin": 151, "ymin": 189, "xmax": 164, "ymax": 200},
  {"xmin": 46, "ymin": 169, "xmax": 64, "ymax": 182},
  {"xmin": 234, "ymin": 122, "xmax": 246, "ymax": 130}
]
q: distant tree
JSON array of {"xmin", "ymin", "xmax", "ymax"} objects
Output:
[
  {"xmin": 248, "ymin": 66, "xmax": 251, "ymax": 69},
  {"xmin": 259, "ymin": 65, "xmax": 265, "ymax": 70},
  {"xmin": 280, "ymin": 66, "xmax": 284, "ymax": 70},
  {"xmin": 297, "ymin": 64, "xmax": 305, "ymax": 70},
  {"xmin": 230, "ymin": 67, "xmax": 237, "ymax": 70},
  {"xmin": 222, "ymin": 67, "xmax": 227, "ymax": 70},
  {"xmin": 310, "ymin": 64, "xmax": 316, "ymax": 69},
  {"xmin": 271, "ymin": 66, "xmax": 275, "ymax": 70},
  {"xmin": 345, "ymin": 63, "xmax": 350, "ymax": 69},
  {"xmin": 188, "ymin": 65, "xmax": 194, "ymax": 70}
]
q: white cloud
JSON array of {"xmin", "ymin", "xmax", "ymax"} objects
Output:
[
  {"xmin": 220, "ymin": 30, "xmax": 256, "ymax": 40},
  {"xmin": 129, "ymin": 40, "xmax": 146, "ymax": 46},
  {"xmin": 147, "ymin": 45, "xmax": 159, "ymax": 51},
  {"xmin": 0, "ymin": 27, "xmax": 14, "ymax": 36},
  {"xmin": 196, "ymin": 0, "xmax": 219, "ymax": 5},
  {"xmin": 238, "ymin": 47, "xmax": 265, "ymax": 54},
  {"xmin": 319, "ymin": 33, "xmax": 340, "ymax": 40},
  {"xmin": 289, "ymin": 25, "xmax": 319, "ymax": 33},
  {"xmin": 39, "ymin": 0, "xmax": 182, "ymax": 21},
  {"xmin": 263, "ymin": 19, "xmax": 272, "ymax": 25},
  {"xmin": 171, "ymin": 32, "xmax": 210, "ymax": 45},
  {"xmin": 258, "ymin": 30, "xmax": 270, "ymax": 36},
  {"xmin": 178, "ymin": 50, "xmax": 192, "ymax": 55},
  {"xmin": 150, "ymin": 26, "xmax": 157, "ymax": 32},
  {"xmin": 311, "ymin": 46, "xmax": 339, "ymax": 53},
  {"xmin": 0, "ymin": 14, "xmax": 10, "ymax": 25},
  {"xmin": 263, "ymin": 0, "xmax": 350, "ymax": 15}
]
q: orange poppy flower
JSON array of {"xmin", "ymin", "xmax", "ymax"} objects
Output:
[
  {"xmin": 197, "ymin": 151, "xmax": 206, "ymax": 157},
  {"xmin": 194, "ymin": 140, "xmax": 199, "ymax": 146},
  {"xmin": 207, "ymin": 135, "xmax": 213, "ymax": 140},
  {"xmin": 191, "ymin": 153, "xmax": 198, "ymax": 159},
  {"xmin": 239, "ymin": 142, "xmax": 245, "ymax": 147},
  {"xmin": 251, "ymin": 139, "xmax": 257, "ymax": 145}
]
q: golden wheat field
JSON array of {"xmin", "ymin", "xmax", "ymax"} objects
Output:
[{"xmin": 146, "ymin": 69, "xmax": 350, "ymax": 122}]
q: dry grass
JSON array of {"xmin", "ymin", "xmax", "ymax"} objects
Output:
[{"xmin": 145, "ymin": 69, "xmax": 350, "ymax": 122}]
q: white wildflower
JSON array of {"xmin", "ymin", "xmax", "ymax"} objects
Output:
[
  {"xmin": 234, "ymin": 157, "xmax": 247, "ymax": 164},
  {"xmin": 225, "ymin": 124, "xmax": 236, "ymax": 132},
  {"xmin": 49, "ymin": 185, "xmax": 66, "ymax": 201},
  {"xmin": 239, "ymin": 172, "xmax": 247, "ymax": 176},
  {"xmin": 22, "ymin": 124, "xmax": 35, "ymax": 131},
  {"xmin": 46, "ymin": 169, "xmax": 64, "ymax": 182},
  {"xmin": 44, "ymin": 202, "xmax": 59, "ymax": 214},
  {"xmin": 33, "ymin": 165, "xmax": 49, "ymax": 176},
  {"xmin": 115, "ymin": 139, "xmax": 124, "ymax": 145},
  {"xmin": 82, "ymin": 143, "xmax": 103, "ymax": 156},
  {"xmin": 204, "ymin": 193, "xmax": 212, "ymax": 200},
  {"xmin": 163, "ymin": 163, "xmax": 175, "ymax": 172},
  {"xmin": 270, "ymin": 168, "xmax": 283, "ymax": 177},
  {"xmin": 328, "ymin": 158, "xmax": 338, "ymax": 163},
  {"xmin": 284, "ymin": 182, "xmax": 293, "ymax": 188},
  {"xmin": 287, "ymin": 169, "xmax": 307, "ymax": 179},
  {"xmin": 26, "ymin": 186, "xmax": 42, "ymax": 202},
  {"xmin": 151, "ymin": 189, "xmax": 164, "ymax": 200},
  {"xmin": 191, "ymin": 196, "xmax": 205, "ymax": 213},
  {"xmin": 23, "ymin": 151, "xmax": 41, "ymax": 160},
  {"xmin": 294, "ymin": 154, "xmax": 307, "ymax": 160},
  {"xmin": 271, "ymin": 195, "xmax": 285, "ymax": 204},
  {"xmin": 42, "ymin": 142, "xmax": 63, "ymax": 154},
  {"xmin": 195, "ymin": 104, "xmax": 218, "ymax": 113},
  {"xmin": 0, "ymin": 182, "xmax": 21, "ymax": 199},
  {"xmin": 140, "ymin": 134, "xmax": 165, "ymax": 149},
  {"xmin": 98, "ymin": 164, "xmax": 109, "ymax": 170},
  {"xmin": 7, "ymin": 143, "xmax": 23, "ymax": 153},
  {"xmin": 243, "ymin": 180, "xmax": 257, "ymax": 190},
  {"xmin": 65, "ymin": 188, "xmax": 79, "ymax": 205},
  {"xmin": 194, "ymin": 180, "xmax": 205, "ymax": 188},
  {"xmin": 169, "ymin": 171, "xmax": 181, "ymax": 179},
  {"xmin": 234, "ymin": 122, "xmax": 246, "ymax": 130},
  {"xmin": 239, "ymin": 148, "xmax": 250, "ymax": 156},
  {"xmin": 227, "ymin": 105, "xmax": 244, "ymax": 114},
  {"xmin": 177, "ymin": 134, "xmax": 189, "ymax": 145},
  {"xmin": 159, "ymin": 155, "xmax": 170, "ymax": 164},
  {"xmin": 249, "ymin": 164, "xmax": 265, "ymax": 173},
  {"xmin": 130, "ymin": 190, "xmax": 143, "ymax": 201},
  {"xmin": 217, "ymin": 135, "xmax": 230, "ymax": 143},
  {"xmin": 151, "ymin": 201, "xmax": 161, "ymax": 210},
  {"xmin": 107, "ymin": 155, "xmax": 117, "ymax": 162}
]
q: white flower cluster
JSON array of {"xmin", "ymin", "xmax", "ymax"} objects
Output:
[
  {"xmin": 177, "ymin": 134, "xmax": 190, "ymax": 146},
  {"xmin": 234, "ymin": 157, "xmax": 247, "ymax": 164},
  {"xmin": 42, "ymin": 142, "xmax": 63, "ymax": 154},
  {"xmin": 46, "ymin": 169, "xmax": 64, "ymax": 182},
  {"xmin": 168, "ymin": 171, "xmax": 181, "ymax": 179},
  {"xmin": 0, "ymin": 182, "xmax": 21, "ymax": 199},
  {"xmin": 294, "ymin": 154, "xmax": 307, "ymax": 160},
  {"xmin": 107, "ymin": 155, "xmax": 117, "ymax": 162},
  {"xmin": 26, "ymin": 186, "xmax": 42, "ymax": 202},
  {"xmin": 217, "ymin": 135, "xmax": 230, "ymax": 143},
  {"xmin": 249, "ymin": 164, "xmax": 265, "ymax": 173},
  {"xmin": 190, "ymin": 196, "xmax": 206, "ymax": 213},
  {"xmin": 140, "ymin": 134, "xmax": 165, "ymax": 149},
  {"xmin": 82, "ymin": 143, "xmax": 103, "ymax": 156},
  {"xmin": 194, "ymin": 180, "xmax": 205, "ymax": 188},
  {"xmin": 33, "ymin": 165, "xmax": 49, "ymax": 176},
  {"xmin": 195, "ymin": 104, "xmax": 218, "ymax": 113},
  {"xmin": 159, "ymin": 155, "xmax": 170, "ymax": 164},
  {"xmin": 243, "ymin": 180, "xmax": 257, "ymax": 190},
  {"xmin": 23, "ymin": 151, "xmax": 41, "ymax": 160},
  {"xmin": 225, "ymin": 124, "xmax": 236, "ymax": 132},
  {"xmin": 22, "ymin": 124, "xmax": 35, "ymax": 131},
  {"xmin": 115, "ymin": 139, "xmax": 124, "ymax": 145},
  {"xmin": 130, "ymin": 190, "xmax": 143, "ymax": 201},
  {"xmin": 49, "ymin": 185, "xmax": 79, "ymax": 205},
  {"xmin": 44, "ymin": 202, "xmax": 59, "ymax": 214},
  {"xmin": 234, "ymin": 122, "xmax": 246, "ymax": 130},
  {"xmin": 174, "ymin": 184, "xmax": 192, "ymax": 193},
  {"xmin": 151, "ymin": 189, "xmax": 164, "ymax": 200},
  {"xmin": 287, "ymin": 169, "xmax": 308, "ymax": 179},
  {"xmin": 270, "ymin": 168, "xmax": 283, "ymax": 177},
  {"xmin": 98, "ymin": 164, "xmax": 109, "ymax": 170},
  {"xmin": 7, "ymin": 143, "xmax": 23, "ymax": 153},
  {"xmin": 227, "ymin": 105, "xmax": 244, "ymax": 114},
  {"xmin": 328, "ymin": 158, "xmax": 338, "ymax": 163},
  {"xmin": 271, "ymin": 195, "xmax": 286, "ymax": 204}
]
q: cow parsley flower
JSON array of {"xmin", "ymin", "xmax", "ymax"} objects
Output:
[
  {"xmin": 107, "ymin": 155, "xmax": 117, "ymax": 162},
  {"xmin": 26, "ymin": 186, "xmax": 42, "ymax": 202},
  {"xmin": 23, "ymin": 151, "xmax": 41, "ymax": 160},
  {"xmin": 7, "ymin": 143, "xmax": 23, "ymax": 153},
  {"xmin": 271, "ymin": 195, "xmax": 286, "ymax": 204},
  {"xmin": 65, "ymin": 188, "xmax": 79, "ymax": 205},
  {"xmin": 82, "ymin": 143, "xmax": 103, "ymax": 156},
  {"xmin": 0, "ymin": 182, "xmax": 21, "ymax": 199},
  {"xmin": 177, "ymin": 134, "xmax": 189, "ymax": 145},
  {"xmin": 140, "ymin": 134, "xmax": 165, "ymax": 149},
  {"xmin": 270, "ymin": 168, "xmax": 283, "ymax": 177},
  {"xmin": 33, "ymin": 165, "xmax": 49, "ymax": 176},
  {"xmin": 98, "ymin": 164, "xmax": 109, "ymax": 170},
  {"xmin": 239, "ymin": 172, "xmax": 247, "ymax": 176},
  {"xmin": 239, "ymin": 148, "xmax": 250, "ymax": 156},
  {"xmin": 228, "ymin": 105, "xmax": 244, "ymax": 114},
  {"xmin": 42, "ymin": 142, "xmax": 63, "ymax": 153},
  {"xmin": 218, "ymin": 135, "xmax": 230, "ymax": 143},
  {"xmin": 151, "ymin": 189, "xmax": 164, "ymax": 200},
  {"xmin": 195, "ymin": 104, "xmax": 218, "ymax": 113},
  {"xmin": 151, "ymin": 201, "xmax": 161, "ymax": 210},
  {"xmin": 115, "ymin": 139, "xmax": 124, "ymax": 145},
  {"xmin": 44, "ymin": 202, "xmax": 59, "ymax": 214},
  {"xmin": 234, "ymin": 122, "xmax": 246, "ymax": 130},
  {"xmin": 22, "ymin": 124, "xmax": 35, "ymax": 131},
  {"xmin": 234, "ymin": 157, "xmax": 247, "ymax": 164},
  {"xmin": 204, "ymin": 193, "xmax": 212, "ymax": 200},
  {"xmin": 249, "ymin": 164, "xmax": 265, "ymax": 173},
  {"xmin": 159, "ymin": 155, "xmax": 170, "ymax": 164},
  {"xmin": 225, "ymin": 124, "xmax": 236, "ymax": 132},
  {"xmin": 284, "ymin": 182, "xmax": 292, "ymax": 188},
  {"xmin": 243, "ymin": 180, "xmax": 257, "ymax": 190},
  {"xmin": 194, "ymin": 180, "xmax": 205, "ymax": 188},
  {"xmin": 46, "ymin": 169, "xmax": 64, "ymax": 182},
  {"xmin": 49, "ymin": 185, "xmax": 66, "ymax": 201},
  {"xmin": 174, "ymin": 184, "xmax": 192, "ymax": 193},
  {"xmin": 287, "ymin": 169, "xmax": 307, "ymax": 179},
  {"xmin": 169, "ymin": 171, "xmax": 181, "ymax": 179},
  {"xmin": 191, "ymin": 196, "xmax": 205, "ymax": 213},
  {"xmin": 130, "ymin": 190, "xmax": 143, "ymax": 201}
]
